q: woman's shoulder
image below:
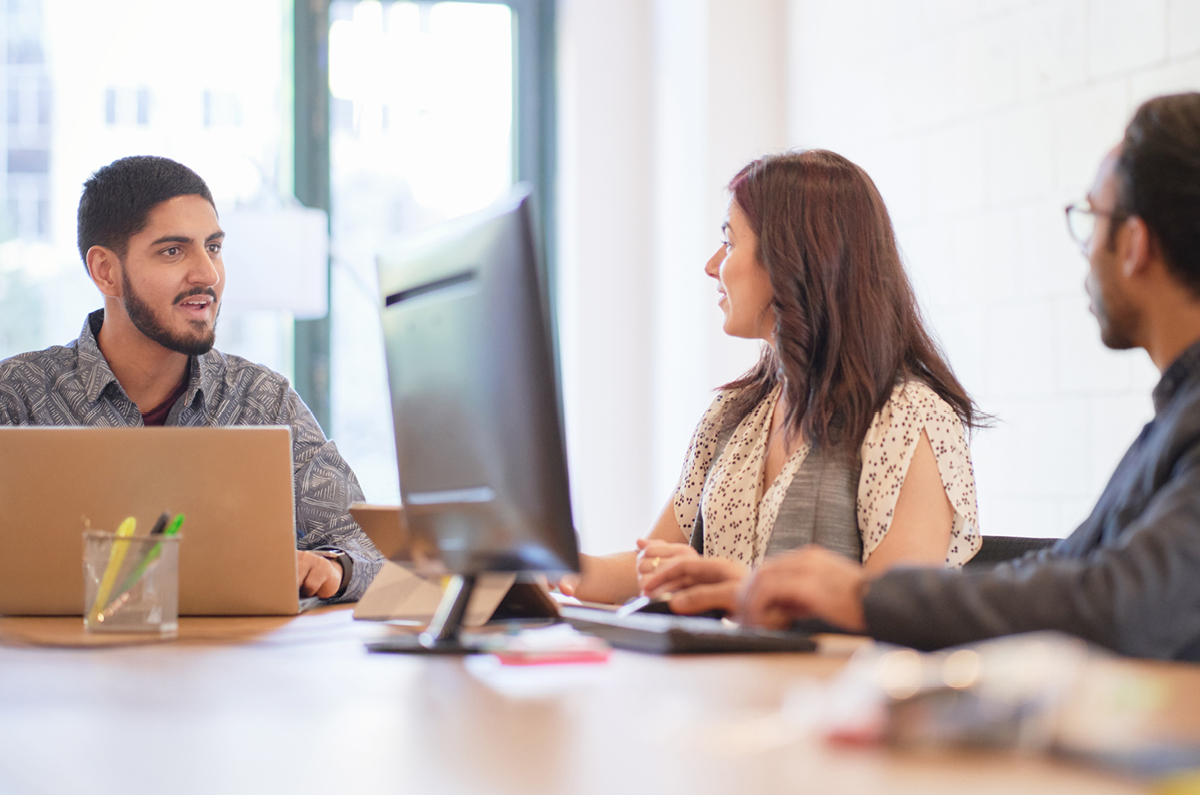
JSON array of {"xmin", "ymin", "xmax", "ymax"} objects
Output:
[
  {"xmin": 881, "ymin": 380, "xmax": 965, "ymax": 427},
  {"xmin": 697, "ymin": 385, "xmax": 758, "ymax": 423},
  {"xmin": 858, "ymin": 379, "xmax": 981, "ymax": 567},
  {"xmin": 674, "ymin": 386, "xmax": 757, "ymax": 511},
  {"xmin": 682, "ymin": 387, "xmax": 743, "ymax": 454},
  {"xmin": 863, "ymin": 380, "xmax": 966, "ymax": 449},
  {"xmin": 679, "ymin": 384, "xmax": 768, "ymax": 470},
  {"xmin": 712, "ymin": 384, "xmax": 754, "ymax": 404}
]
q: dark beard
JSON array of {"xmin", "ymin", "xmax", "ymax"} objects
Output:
[{"xmin": 121, "ymin": 268, "xmax": 218, "ymax": 356}]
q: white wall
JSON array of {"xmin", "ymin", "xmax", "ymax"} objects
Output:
[
  {"xmin": 786, "ymin": 0, "xmax": 1200, "ymax": 537},
  {"xmin": 557, "ymin": 0, "xmax": 656, "ymax": 554},
  {"xmin": 649, "ymin": 0, "xmax": 788, "ymax": 513},
  {"xmin": 558, "ymin": 0, "xmax": 785, "ymax": 553},
  {"xmin": 557, "ymin": 0, "xmax": 1200, "ymax": 553}
]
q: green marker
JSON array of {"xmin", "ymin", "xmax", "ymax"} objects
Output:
[
  {"xmin": 163, "ymin": 514, "xmax": 185, "ymax": 537},
  {"xmin": 100, "ymin": 514, "xmax": 185, "ymax": 621}
]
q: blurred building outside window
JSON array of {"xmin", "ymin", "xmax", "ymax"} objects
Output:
[
  {"xmin": 328, "ymin": 0, "xmax": 515, "ymax": 503},
  {"xmin": 0, "ymin": 0, "xmax": 522, "ymax": 508},
  {"xmin": 0, "ymin": 0, "xmax": 296, "ymax": 380}
]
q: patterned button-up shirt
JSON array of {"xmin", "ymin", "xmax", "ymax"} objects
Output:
[{"xmin": 0, "ymin": 310, "xmax": 383, "ymax": 602}]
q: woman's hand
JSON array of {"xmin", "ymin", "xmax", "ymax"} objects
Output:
[
  {"xmin": 548, "ymin": 572, "xmax": 580, "ymax": 597},
  {"xmin": 635, "ymin": 539, "xmax": 699, "ymax": 595},
  {"xmin": 639, "ymin": 555, "xmax": 748, "ymax": 616}
]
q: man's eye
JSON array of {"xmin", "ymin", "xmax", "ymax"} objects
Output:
[
  {"xmin": 208, "ymin": 243, "xmax": 222, "ymax": 255},
  {"xmin": 164, "ymin": 247, "xmax": 180, "ymax": 256}
]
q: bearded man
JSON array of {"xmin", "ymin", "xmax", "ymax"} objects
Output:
[{"xmin": 0, "ymin": 156, "xmax": 382, "ymax": 602}]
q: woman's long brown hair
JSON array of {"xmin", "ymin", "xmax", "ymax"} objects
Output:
[{"xmin": 721, "ymin": 150, "xmax": 982, "ymax": 451}]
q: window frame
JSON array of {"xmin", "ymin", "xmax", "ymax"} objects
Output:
[{"xmin": 291, "ymin": 0, "xmax": 556, "ymax": 433}]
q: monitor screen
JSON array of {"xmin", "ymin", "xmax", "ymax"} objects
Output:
[{"xmin": 376, "ymin": 187, "xmax": 579, "ymax": 576}]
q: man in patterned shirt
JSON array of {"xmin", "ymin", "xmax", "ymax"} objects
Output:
[{"xmin": 0, "ymin": 155, "xmax": 382, "ymax": 602}]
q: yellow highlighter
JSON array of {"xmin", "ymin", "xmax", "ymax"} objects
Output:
[{"xmin": 86, "ymin": 516, "xmax": 137, "ymax": 623}]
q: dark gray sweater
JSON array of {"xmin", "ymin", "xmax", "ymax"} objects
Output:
[{"xmin": 865, "ymin": 339, "xmax": 1200, "ymax": 661}]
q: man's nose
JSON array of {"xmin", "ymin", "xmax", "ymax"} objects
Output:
[{"xmin": 187, "ymin": 244, "xmax": 221, "ymax": 286}]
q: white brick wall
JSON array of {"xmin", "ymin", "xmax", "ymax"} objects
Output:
[
  {"xmin": 1171, "ymin": 0, "xmax": 1200, "ymax": 57},
  {"xmin": 558, "ymin": 0, "xmax": 1200, "ymax": 553},
  {"xmin": 787, "ymin": 0, "xmax": 1200, "ymax": 537},
  {"xmin": 558, "ymin": 0, "xmax": 786, "ymax": 553},
  {"xmin": 556, "ymin": 0, "xmax": 656, "ymax": 552}
]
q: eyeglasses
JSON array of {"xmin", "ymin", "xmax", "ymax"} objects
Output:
[{"xmin": 1063, "ymin": 203, "xmax": 1121, "ymax": 250}]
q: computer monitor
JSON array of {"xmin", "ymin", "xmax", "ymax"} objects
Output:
[{"xmin": 375, "ymin": 186, "xmax": 579, "ymax": 652}]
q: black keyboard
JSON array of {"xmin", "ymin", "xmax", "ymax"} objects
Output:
[{"xmin": 558, "ymin": 606, "xmax": 816, "ymax": 654}]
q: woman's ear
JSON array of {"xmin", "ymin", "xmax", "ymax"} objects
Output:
[{"xmin": 86, "ymin": 246, "xmax": 122, "ymax": 298}]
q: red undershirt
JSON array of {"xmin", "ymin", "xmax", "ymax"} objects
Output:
[{"xmin": 141, "ymin": 372, "xmax": 189, "ymax": 427}]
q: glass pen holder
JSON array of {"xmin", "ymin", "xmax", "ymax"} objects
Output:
[{"xmin": 83, "ymin": 530, "xmax": 180, "ymax": 635}]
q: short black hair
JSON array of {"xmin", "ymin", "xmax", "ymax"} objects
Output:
[
  {"xmin": 76, "ymin": 155, "xmax": 215, "ymax": 271},
  {"xmin": 1115, "ymin": 93, "xmax": 1200, "ymax": 295}
]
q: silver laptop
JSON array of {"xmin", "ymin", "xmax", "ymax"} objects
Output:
[{"xmin": 0, "ymin": 426, "xmax": 304, "ymax": 616}]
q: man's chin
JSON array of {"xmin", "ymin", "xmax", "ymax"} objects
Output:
[
  {"xmin": 181, "ymin": 317, "xmax": 217, "ymax": 344},
  {"xmin": 163, "ymin": 326, "xmax": 216, "ymax": 356},
  {"xmin": 184, "ymin": 334, "xmax": 216, "ymax": 356},
  {"xmin": 1099, "ymin": 326, "xmax": 1136, "ymax": 351}
]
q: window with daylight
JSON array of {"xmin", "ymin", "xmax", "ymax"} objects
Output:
[
  {"xmin": 0, "ymin": 0, "xmax": 295, "ymax": 378},
  {"xmin": 327, "ymin": 0, "xmax": 527, "ymax": 503}
]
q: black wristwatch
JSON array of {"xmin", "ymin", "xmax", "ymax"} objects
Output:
[{"xmin": 312, "ymin": 549, "xmax": 353, "ymax": 599}]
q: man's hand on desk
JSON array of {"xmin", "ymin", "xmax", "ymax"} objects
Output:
[
  {"xmin": 297, "ymin": 550, "xmax": 344, "ymax": 599},
  {"xmin": 737, "ymin": 546, "xmax": 869, "ymax": 633}
]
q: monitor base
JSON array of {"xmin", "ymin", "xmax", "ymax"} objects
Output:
[
  {"xmin": 366, "ymin": 634, "xmax": 491, "ymax": 655},
  {"xmin": 364, "ymin": 572, "xmax": 483, "ymax": 655}
]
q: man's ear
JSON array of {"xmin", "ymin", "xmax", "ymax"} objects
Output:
[
  {"xmin": 1118, "ymin": 216, "xmax": 1154, "ymax": 280},
  {"xmin": 86, "ymin": 246, "xmax": 122, "ymax": 298}
]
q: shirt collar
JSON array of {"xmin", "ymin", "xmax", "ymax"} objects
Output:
[
  {"xmin": 75, "ymin": 309, "xmax": 215, "ymax": 411},
  {"xmin": 189, "ymin": 347, "xmax": 221, "ymax": 410},
  {"xmin": 1153, "ymin": 337, "xmax": 1200, "ymax": 414},
  {"xmin": 75, "ymin": 309, "xmax": 123, "ymax": 405}
]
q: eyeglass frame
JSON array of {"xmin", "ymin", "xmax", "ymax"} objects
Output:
[{"xmin": 1064, "ymin": 202, "xmax": 1127, "ymax": 252}]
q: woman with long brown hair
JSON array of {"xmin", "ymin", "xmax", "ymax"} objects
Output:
[{"xmin": 564, "ymin": 150, "xmax": 983, "ymax": 613}]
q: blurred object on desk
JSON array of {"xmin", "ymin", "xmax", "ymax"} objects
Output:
[{"xmin": 815, "ymin": 633, "xmax": 1200, "ymax": 783}]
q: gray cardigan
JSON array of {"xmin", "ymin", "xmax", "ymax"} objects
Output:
[{"xmin": 689, "ymin": 424, "xmax": 862, "ymax": 564}]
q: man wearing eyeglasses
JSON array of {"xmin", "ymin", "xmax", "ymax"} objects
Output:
[{"xmin": 727, "ymin": 92, "xmax": 1200, "ymax": 661}]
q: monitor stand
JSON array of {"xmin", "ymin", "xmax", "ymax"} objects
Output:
[{"xmin": 366, "ymin": 573, "xmax": 493, "ymax": 655}]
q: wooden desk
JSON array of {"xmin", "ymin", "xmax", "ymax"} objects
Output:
[{"xmin": 0, "ymin": 608, "xmax": 1190, "ymax": 795}]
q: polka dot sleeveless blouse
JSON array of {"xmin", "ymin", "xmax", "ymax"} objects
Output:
[{"xmin": 672, "ymin": 381, "xmax": 981, "ymax": 569}]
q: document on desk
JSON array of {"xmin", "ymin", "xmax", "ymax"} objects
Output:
[{"xmin": 352, "ymin": 562, "xmax": 516, "ymax": 627}]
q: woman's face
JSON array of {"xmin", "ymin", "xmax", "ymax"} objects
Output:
[{"xmin": 705, "ymin": 201, "xmax": 775, "ymax": 341}]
